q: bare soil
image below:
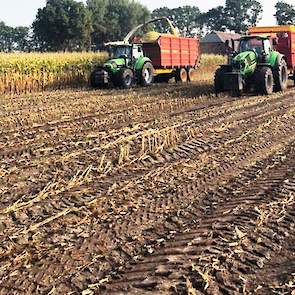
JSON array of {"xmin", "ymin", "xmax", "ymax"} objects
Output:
[{"xmin": 0, "ymin": 82, "xmax": 294, "ymax": 294}]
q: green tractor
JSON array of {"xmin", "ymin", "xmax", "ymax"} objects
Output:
[
  {"xmin": 215, "ymin": 35, "xmax": 288, "ymax": 96},
  {"xmin": 90, "ymin": 42, "xmax": 154, "ymax": 89}
]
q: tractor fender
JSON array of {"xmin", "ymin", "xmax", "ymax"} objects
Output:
[
  {"xmin": 134, "ymin": 57, "xmax": 152, "ymax": 71},
  {"xmin": 272, "ymin": 53, "xmax": 286, "ymax": 69}
]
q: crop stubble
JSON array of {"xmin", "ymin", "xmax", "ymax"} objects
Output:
[{"xmin": 0, "ymin": 81, "xmax": 294, "ymax": 294}]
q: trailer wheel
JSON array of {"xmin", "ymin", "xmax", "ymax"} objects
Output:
[
  {"xmin": 114, "ymin": 68, "xmax": 134, "ymax": 89},
  {"xmin": 140, "ymin": 62, "xmax": 154, "ymax": 86},
  {"xmin": 186, "ymin": 67, "xmax": 194, "ymax": 82},
  {"xmin": 176, "ymin": 68, "xmax": 188, "ymax": 83},
  {"xmin": 255, "ymin": 67, "xmax": 274, "ymax": 95},
  {"xmin": 214, "ymin": 67, "xmax": 225, "ymax": 95},
  {"xmin": 273, "ymin": 58, "xmax": 288, "ymax": 92}
]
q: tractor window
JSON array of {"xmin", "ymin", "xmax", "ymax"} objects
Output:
[
  {"xmin": 240, "ymin": 39, "xmax": 263, "ymax": 55},
  {"xmin": 263, "ymin": 40, "xmax": 272, "ymax": 54},
  {"xmin": 132, "ymin": 46, "xmax": 143, "ymax": 59},
  {"xmin": 109, "ymin": 46, "xmax": 132, "ymax": 59}
]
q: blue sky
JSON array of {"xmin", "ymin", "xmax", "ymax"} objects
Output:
[{"xmin": 0, "ymin": 0, "xmax": 294, "ymax": 27}]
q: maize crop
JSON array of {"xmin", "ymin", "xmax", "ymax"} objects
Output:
[{"xmin": 0, "ymin": 52, "xmax": 107, "ymax": 95}]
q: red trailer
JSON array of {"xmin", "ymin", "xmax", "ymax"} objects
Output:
[
  {"xmin": 142, "ymin": 35, "xmax": 200, "ymax": 83},
  {"xmin": 249, "ymin": 26, "xmax": 295, "ymax": 81}
]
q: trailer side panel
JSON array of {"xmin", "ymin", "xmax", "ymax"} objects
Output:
[{"xmin": 142, "ymin": 36, "xmax": 200, "ymax": 69}]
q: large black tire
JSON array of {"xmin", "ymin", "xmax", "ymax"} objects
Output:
[
  {"xmin": 140, "ymin": 62, "xmax": 154, "ymax": 86},
  {"xmin": 113, "ymin": 68, "xmax": 134, "ymax": 89},
  {"xmin": 187, "ymin": 67, "xmax": 194, "ymax": 82},
  {"xmin": 255, "ymin": 67, "xmax": 274, "ymax": 95},
  {"xmin": 90, "ymin": 69, "xmax": 105, "ymax": 88},
  {"xmin": 175, "ymin": 68, "xmax": 188, "ymax": 83},
  {"xmin": 273, "ymin": 58, "xmax": 288, "ymax": 92},
  {"xmin": 214, "ymin": 67, "xmax": 226, "ymax": 95}
]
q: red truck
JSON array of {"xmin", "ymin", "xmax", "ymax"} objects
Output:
[{"xmin": 249, "ymin": 25, "xmax": 295, "ymax": 83}]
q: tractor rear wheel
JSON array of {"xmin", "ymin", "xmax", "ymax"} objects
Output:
[
  {"xmin": 273, "ymin": 58, "xmax": 288, "ymax": 92},
  {"xmin": 214, "ymin": 67, "xmax": 225, "ymax": 95},
  {"xmin": 255, "ymin": 67, "xmax": 274, "ymax": 95},
  {"xmin": 114, "ymin": 68, "xmax": 134, "ymax": 89},
  {"xmin": 140, "ymin": 62, "xmax": 154, "ymax": 86},
  {"xmin": 175, "ymin": 68, "xmax": 188, "ymax": 83}
]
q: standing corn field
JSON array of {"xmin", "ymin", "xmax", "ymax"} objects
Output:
[
  {"xmin": 0, "ymin": 53, "xmax": 224, "ymax": 95},
  {"xmin": 0, "ymin": 52, "xmax": 107, "ymax": 95}
]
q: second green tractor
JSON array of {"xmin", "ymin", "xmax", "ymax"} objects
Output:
[
  {"xmin": 215, "ymin": 35, "xmax": 288, "ymax": 96},
  {"xmin": 90, "ymin": 42, "xmax": 154, "ymax": 89}
]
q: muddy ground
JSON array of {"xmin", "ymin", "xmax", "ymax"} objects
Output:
[{"xmin": 0, "ymin": 82, "xmax": 294, "ymax": 294}]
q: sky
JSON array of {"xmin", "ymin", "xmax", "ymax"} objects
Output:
[{"xmin": 0, "ymin": 0, "xmax": 294, "ymax": 28}]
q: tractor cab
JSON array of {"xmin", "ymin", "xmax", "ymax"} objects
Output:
[
  {"xmin": 108, "ymin": 44, "xmax": 144, "ymax": 62},
  {"xmin": 237, "ymin": 36, "xmax": 273, "ymax": 61},
  {"xmin": 105, "ymin": 43, "xmax": 144, "ymax": 69},
  {"xmin": 108, "ymin": 45, "xmax": 132, "ymax": 59}
]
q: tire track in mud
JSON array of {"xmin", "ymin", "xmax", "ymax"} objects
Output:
[
  {"xmin": 0, "ymin": 86, "xmax": 292, "ymax": 153},
  {"xmin": 1, "ymin": 92, "xmax": 294, "ymax": 215},
  {"xmin": 100, "ymin": 143, "xmax": 295, "ymax": 295},
  {"xmin": 0, "ymin": 82, "xmax": 212, "ymax": 137},
  {"xmin": 1, "ymin": 89, "xmax": 295, "ymax": 205},
  {"xmin": 1, "ymin": 96, "xmax": 295, "ymax": 293},
  {"xmin": 1, "ymin": 88, "xmax": 293, "ymax": 158}
]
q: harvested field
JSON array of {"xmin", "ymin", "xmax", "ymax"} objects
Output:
[{"xmin": 0, "ymin": 81, "xmax": 295, "ymax": 295}]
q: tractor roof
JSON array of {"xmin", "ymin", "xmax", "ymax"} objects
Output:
[
  {"xmin": 105, "ymin": 41, "xmax": 132, "ymax": 47},
  {"xmin": 240, "ymin": 35, "xmax": 269, "ymax": 40}
]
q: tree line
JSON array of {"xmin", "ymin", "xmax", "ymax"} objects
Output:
[{"xmin": 0, "ymin": 0, "xmax": 295, "ymax": 52}]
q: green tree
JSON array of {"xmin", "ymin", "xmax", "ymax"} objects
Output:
[
  {"xmin": 33, "ymin": 0, "xmax": 92, "ymax": 51},
  {"xmin": 0, "ymin": 22, "xmax": 14, "ymax": 52},
  {"xmin": 200, "ymin": 0, "xmax": 262, "ymax": 34},
  {"xmin": 152, "ymin": 6, "xmax": 201, "ymax": 37},
  {"xmin": 87, "ymin": 0, "xmax": 150, "ymax": 49},
  {"xmin": 225, "ymin": 0, "xmax": 263, "ymax": 33},
  {"xmin": 200, "ymin": 6, "xmax": 228, "ymax": 32},
  {"xmin": 0, "ymin": 22, "xmax": 31, "ymax": 52},
  {"xmin": 275, "ymin": 1, "xmax": 295, "ymax": 25},
  {"xmin": 87, "ymin": 0, "xmax": 107, "ymax": 49},
  {"xmin": 14, "ymin": 26, "xmax": 30, "ymax": 51}
]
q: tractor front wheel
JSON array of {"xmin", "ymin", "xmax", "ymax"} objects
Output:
[
  {"xmin": 114, "ymin": 68, "xmax": 134, "ymax": 89},
  {"xmin": 255, "ymin": 67, "xmax": 274, "ymax": 95},
  {"xmin": 273, "ymin": 59, "xmax": 288, "ymax": 92},
  {"xmin": 140, "ymin": 62, "xmax": 154, "ymax": 86},
  {"xmin": 214, "ymin": 67, "xmax": 225, "ymax": 95},
  {"xmin": 90, "ymin": 69, "xmax": 107, "ymax": 88}
]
